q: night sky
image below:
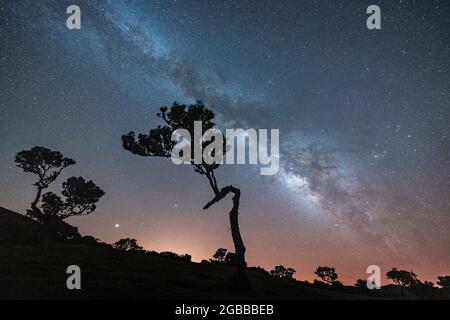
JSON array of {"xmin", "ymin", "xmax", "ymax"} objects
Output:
[{"xmin": 1, "ymin": 0, "xmax": 449, "ymax": 284}]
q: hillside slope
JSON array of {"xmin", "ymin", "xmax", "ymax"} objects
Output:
[
  {"xmin": 0, "ymin": 207, "xmax": 40, "ymax": 243},
  {"xmin": 0, "ymin": 207, "xmax": 367, "ymax": 300}
]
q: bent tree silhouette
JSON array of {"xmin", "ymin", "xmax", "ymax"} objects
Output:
[{"xmin": 121, "ymin": 101, "xmax": 251, "ymax": 288}]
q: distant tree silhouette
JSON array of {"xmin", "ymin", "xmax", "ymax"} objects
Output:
[
  {"xmin": 386, "ymin": 268, "xmax": 417, "ymax": 299},
  {"xmin": 314, "ymin": 266, "xmax": 339, "ymax": 285},
  {"xmin": 270, "ymin": 265, "xmax": 296, "ymax": 280},
  {"xmin": 15, "ymin": 147, "xmax": 104, "ymax": 240},
  {"xmin": 212, "ymin": 248, "xmax": 227, "ymax": 262},
  {"xmin": 180, "ymin": 254, "xmax": 192, "ymax": 262},
  {"xmin": 15, "ymin": 146, "xmax": 75, "ymax": 213},
  {"xmin": 410, "ymin": 279, "xmax": 435, "ymax": 299},
  {"xmin": 122, "ymin": 101, "xmax": 250, "ymax": 288},
  {"xmin": 248, "ymin": 266, "xmax": 270, "ymax": 276},
  {"xmin": 113, "ymin": 238, "xmax": 144, "ymax": 252},
  {"xmin": 225, "ymin": 252, "xmax": 237, "ymax": 266},
  {"xmin": 160, "ymin": 251, "xmax": 192, "ymax": 262},
  {"xmin": 354, "ymin": 279, "xmax": 367, "ymax": 289},
  {"xmin": 210, "ymin": 250, "xmax": 239, "ymax": 266},
  {"xmin": 332, "ymin": 280, "xmax": 344, "ymax": 287},
  {"xmin": 437, "ymin": 275, "xmax": 450, "ymax": 289}
]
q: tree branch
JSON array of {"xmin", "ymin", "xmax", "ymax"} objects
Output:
[{"xmin": 203, "ymin": 185, "xmax": 239, "ymax": 210}]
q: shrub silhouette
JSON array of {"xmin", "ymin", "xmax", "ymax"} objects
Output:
[
  {"xmin": 410, "ymin": 279, "xmax": 435, "ymax": 299},
  {"xmin": 270, "ymin": 265, "xmax": 296, "ymax": 280},
  {"xmin": 386, "ymin": 268, "xmax": 417, "ymax": 299},
  {"xmin": 77, "ymin": 235, "xmax": 108, "ymax": 247},
  {"xmin": 122, "ymin": 101, "xmax": 250, "ymax": 288},
  {"xmin": 314, "ymin": 266, "xmax": 339, "ymax": 285},
  {"xmin": 212, "ymin": 248, "xmax": 228, "ymax": 262},
  {"xmin": 210, "ymin": 249, "xmax": 239, "ymax": 266},
  {"xmin": 225, "ymin": 252, "xmax": 237, "ymax": 266},
  {"xmin": 113, "ymin": 238, "xmax": 144, "ymax": 252},
  {"xmin": 354, "ymin": 279, "xmax": 367, "ymax": 289},
  {"xmin": 248, "ymin": 266, "xmax": 270, "ymax": 276},
  {"xmin": 437, "ymin": 275, "xmax": 450, "ymax": 289}
]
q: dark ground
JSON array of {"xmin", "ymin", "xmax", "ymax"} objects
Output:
[{"xmin": 0, "ymin": 207, "xmax": 445, "ymax": 300}]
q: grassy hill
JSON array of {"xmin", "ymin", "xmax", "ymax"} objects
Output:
[
  {"xmin": 0, "ymin": 207, "xmax": 40, "ymax": 243},
  {"xmin": 0, "ymin": 207, "xmax": 380, "ymax": 299}
]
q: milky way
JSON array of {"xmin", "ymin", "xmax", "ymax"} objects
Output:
[{"xmin": 1, "ymin": 0, "xmax": 449, "ymax": 283}]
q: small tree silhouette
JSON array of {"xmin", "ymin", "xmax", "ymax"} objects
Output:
[
  {"xmin": 122, "ymin": 101, "xmax": 250, "ymax": 288},
  {"xmin": 113, "ymin": 238, "xmax": 144, "ymax": 252},
  {"xmin": 160, "ymin": 251, "xmax": 192, "ymax": 262},
  {"xmin": 410, "ymin": 279, "xmax": 435, "ymax": 299},
  {"xmin": 270, "ymin": 265, "xmax": 296, "ymax": 280},
  {"xmin": 354, "ymin": 279, "xmax": 367, "ymax": 289},
  {"xmin": 225, "ymin": 252, "xmax": 237, "ymax": 265},
  {"xmin": 212, "ymin": 248, "xmax": 227, "ymax": 262},
  {"xmin": 386, "ymin": 268, "xmax": 417, "ymax": 299},
  {"xmin": 437, "ymin": 275, "xmax": 450, "ymax": 289},
  {"xmin": 15, "ymin": 146, "xmax": 75, "ymax": 212},
  {"xmin": 15, "ymin": 147, "xmax": 104, "ymax": 240},
  {"xmin": 314, "ymin": 266, "xmax": 339, "ymax": 285}
]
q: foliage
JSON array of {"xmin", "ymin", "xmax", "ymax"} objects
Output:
[
  {"xmin": 15, "ymin": 146, "xmax": 75, "ymax": 211},
  {"xmin": 437, "ymin": 275, "xmax": 450, "ymax": 289},
  {"xmin": 354, "ymin": 279, "xmax": 367, "ymax": 289},
  {"xmin": 386, "ymin": 268, "xmax": 417, "ymax": 288},
  {"xmin": 113, "ymin": 238, "xmax": 144, "ymax": 252},
  {"xmin": 15, "ymin": 146, "xmax": 104, "ymax": 241},
  {"xmin": 247, "ymin": 266, "xmax": 270, "ymax": 276},
  {"xmin": 314, "ymin": 266, "xmax": 339, "ymax": 285},
  {"xmin": 40, "ymin": 177, "xmax": 105, "ymax": 221},
  {"xmin": 15, "ymin": 146, "xmax": 76, "ymax": 187},
  {"xmin": 212, "ymin": 248, "xmax": 228, "ymax": 262},
  {"xmin": 270, "ymin": 265, "xmax": 296, "ymax": 280},
  {"xmin": 160, "ymin": 251, "xmax": 192, "ymax": 262}
]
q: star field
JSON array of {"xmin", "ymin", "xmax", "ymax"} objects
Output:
[{"xmin": 0, "ymin": 0, "xmax": 449, "ymax": 283}]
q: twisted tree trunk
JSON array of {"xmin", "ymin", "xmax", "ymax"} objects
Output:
[
  {"xmin": 29, "ymin": 183, "xmax": 47, "ymax": 244},
  {"xmin": 203, "ymin": 185, "xmax": 251, "ymax": 289},
  {"xmin": 30, "ymin": 185, "xmax": 43, "ymax": 211}
]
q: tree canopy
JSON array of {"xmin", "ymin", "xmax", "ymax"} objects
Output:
[
  {"xmin": 270, "ymin": 265, "xmax": 296, "ymax": 280},
  {"xmin": 39, "ymin": 177, "xmax": 105, "ymax": 222},
  {"xmin": 386, "ymin": 268, "xmax": 417, "ymax": 287},
  {"xmin": 15, "ymin": 146, "xmax": 76, "ymax": 209},
  {"xmin": 314, "ymin": 266, "xmax": 339, "ymax": 285},
  {"xmin": 437, "ymin": 275, "xmax": 450, "ymax": 289},
  {"xmin": 113, "ymin": 238, "xmax": 144, "ymax": 252}
]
